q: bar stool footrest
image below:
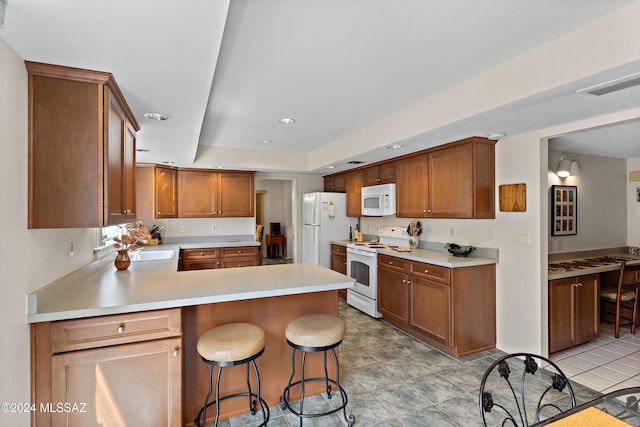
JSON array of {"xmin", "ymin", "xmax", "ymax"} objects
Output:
[
  {"xmin": 280, "ymin": 378, "xmax": 355, "ymax": 426},
  {"xmin": 195, "ymin": 391, "xmax": 270, "ymax": 427}
]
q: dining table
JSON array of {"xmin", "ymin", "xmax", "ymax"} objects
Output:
[{"xmin": 532, "ymin": 387, "xmax": 640, "ymax": 426}]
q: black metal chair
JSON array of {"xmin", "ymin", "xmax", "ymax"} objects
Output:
[
  {"xmin": 479, "ymin": 353, "xmax": 576, "ymax": 426},
  {"xmin": 600, "ymin": 260, "xmax": 640, "ymax": 338}
]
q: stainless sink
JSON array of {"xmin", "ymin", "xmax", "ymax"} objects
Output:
[{"xmin": 129, "ymin": 249, "xmax": 175, "ymax": 262}]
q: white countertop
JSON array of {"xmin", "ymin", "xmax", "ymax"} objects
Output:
[
  {"xmin": 331, "ymin": 240, "xmax": 498, "ymax": 268},
  {"xmin": 27, "ymin": 243, "xmax": 354, "ymax": 323}
]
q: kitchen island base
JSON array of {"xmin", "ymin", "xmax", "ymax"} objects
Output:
[
  {"xmin": 30, "ymin": 291, "xmax": 340, "ymax": 427},
  {"xmin": 183, "ymin": 291, "xmax": 339, "ymax": 426}
]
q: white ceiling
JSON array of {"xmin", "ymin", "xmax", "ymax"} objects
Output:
[{"xmin": 1, "ymin": 0, "xmax": 639, "ymax": 174}]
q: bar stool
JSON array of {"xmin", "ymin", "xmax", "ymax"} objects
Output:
[
  {"xmin": 280, "ymin": 314, "xmax": 355, "ymax": 426},
  {"xmin": 194, "ymin": 322, "xmax": 269, "ymax": 427}
]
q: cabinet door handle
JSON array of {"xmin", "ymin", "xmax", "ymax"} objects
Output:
[
  {"xmin": 406, "ymin": 280, "xmax": 411, "ymax": 285},
  {"xmin": 173, "ymin": 348, "xmax": 180, "ymax": 357},
  {"xmin": 574, "ymin": 282, "xmax": 582, "ymax": 287},
  {"xmin": 117, "ymin": 325, "xmax": 125, "ymax": 334},
  {"xmin": 402, "ymin": 279, "xmax": 406, "ymax": 283}
]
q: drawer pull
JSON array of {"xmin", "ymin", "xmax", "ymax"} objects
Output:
[
  {"xmin": 388, "ymin": 261, "xmax": 393, "ymax": 265},
  {"xmin": 238, "ymin": 250, "xmax": 242, "ymax": 253},
  {"xmin": 424, "ymin": 269, "xmax": 429, "ymax": 274},
  {"xmin": 173, "ymin": 348, "xmax": 180, "ymax": 357},
  {"xmin": 200, "ymin": 252, "xmax": 205, "ymax": 256},
  {"xmin": 117, "ymin": 325, "xmax": 124, "ymax": 334}
]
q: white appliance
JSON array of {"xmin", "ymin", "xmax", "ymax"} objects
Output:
[
  {"xmin": 361, "ymin": 183, "xmax": 396, "ymax": 216},
  {"xmin": 302, "ymin": 192, "xmax": 356, "ymax": 268},
  {"xmin": 346, "ymin": 226, "xmax": 407, "ymax": 318}
]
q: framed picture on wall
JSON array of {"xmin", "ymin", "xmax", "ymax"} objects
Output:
[{"xmin": 551, "ymin": 185, "xmax": 577, "ymax": 236}]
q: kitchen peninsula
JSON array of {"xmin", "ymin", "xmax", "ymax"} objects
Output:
[{"xmin": 28, "ymin": 246, "xmax": 354, "ymax": 426}]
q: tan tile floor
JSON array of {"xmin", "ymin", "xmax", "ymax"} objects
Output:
[{"xmin": 209, "ymin": 301, "xmax": 637, "ymax": 426}]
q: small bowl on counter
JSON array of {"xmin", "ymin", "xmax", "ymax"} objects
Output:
[{"xmin": 445, "ymin": 243, "xmax": 474, "ymax": 257}]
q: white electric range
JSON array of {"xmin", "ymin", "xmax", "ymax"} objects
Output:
[{"xmin": 346, "ymin": 226, "xmax": 408, "ymax": 318}]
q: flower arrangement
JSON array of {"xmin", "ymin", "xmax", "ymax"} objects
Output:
[{"xmin": 113, "ymin": 221, "xmax": 152, "ymax": 251}]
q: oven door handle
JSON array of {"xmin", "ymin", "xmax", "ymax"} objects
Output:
[{"xmin": 347, "ymin": 248, "xmax": 377, "ymax": 257}]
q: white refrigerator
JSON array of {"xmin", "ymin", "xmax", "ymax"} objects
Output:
[{"xmin": 302, "ymin": 192, "xmax": 356, "ymax": 268}]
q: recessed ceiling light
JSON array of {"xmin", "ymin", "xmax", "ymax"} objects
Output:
[
  {"xmin": 325, "ymin": 165, "xmax": 336, "ymax": 169},
  {"xmin": 386, "ymin": 144, "xmax": 403, "ymax": 149},
  {"xmin": 279, "ymin": 118, "xmax": 295, "ymax": 125},
  {"xmin": 144, "ymin": 112, "xmax": 171, "ymax": 121},
  {"xmin": 487, "ymin": 133, "xmax": 505, "ymax": 140},
  {"xmin": 136, "ymin": 148, "xmax": 150, "ymax": 152},
  {"xmin": 162, "ymin": 161, "xmax": 174, "ymax": 164},
  {"xmin": 262, "ymin": 139, "xmax": 272, "ymax": 144}
]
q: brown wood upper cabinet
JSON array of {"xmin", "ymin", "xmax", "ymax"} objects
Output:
[
  {"xmin": 137, "ymin": 166, "xmax": 255, "ymax": 219},
  {"xmin": 364, "ymin": 162, "xmax": 396, "ymax": 186},
  {"xmin": 323, "ymin": 174, "xmax": 347, "ymax": 192},
  {"xmin": 136, "ymin": 164, "xmax": 178, "ymax": 219},
  {"xmin": 346, "ymin": 170, "xmax": 365, "ymax": 217},
  {"xmin": 396, "ymin": 138, "xmax": 495, "ymax": 219},
  {"xmin": 179, "ymin": 169, "xmax": 255, "ymax": 218},
  {"xmin": 27, "ymin": 61, "xmax": 140, "ymax": 228}
]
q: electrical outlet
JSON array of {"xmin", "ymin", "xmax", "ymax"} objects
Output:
[
  {"xmin": 557, "ymin": 240, "xmax": 563, "ymax": 250},
  {"xmin": 449, "ymin": 227, "xmax": 455, "ymax": 237},
  {"xmin": 178, "ymin": 225, "xmax": 186, "ymax": 233},
  {"xmin": 211, "ymin": 225, "xmax": 216, "ymax": 232},
  {"xmin": 68, "ymin": 237, "xmax": 74, "ymax": 256},
  {"xmin": 517, "ymin": 231, "xmax": 531, "ymax": 244}
]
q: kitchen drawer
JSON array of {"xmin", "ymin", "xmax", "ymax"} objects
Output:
[
  {"xmin": 50, "ymin": 308, "xmax": 182, "ymax": 353},
  {"xmin": 378, "ymin": 254, "xmax": 408, "ymax": 272},
  {"xmin": 183, "ymin": 260, "xmax": 220, "ymax": 271},
  {"xmin": 181, "ymin": 248, "xmax": 219, "ymax": 260},
  {"xmin": 220, "ymin": 257, "xmax": 258, "ymax": 268},
  {"xmin": 408, "ymin": 261, "xmax": 450, "ymax": 284},
  {"xmin": 222, "ymin": 246, "xmax": 258, "ymax": 258},
  {"xmin": 331, "ymin": 244, "xmax": 347, "ymax": 256}
]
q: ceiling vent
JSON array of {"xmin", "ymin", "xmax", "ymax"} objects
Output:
[
  {"xmin": 347, "ymin": 160, "xmax": 365, "ymax": 165},
  {"xmin": 577, "ymin": 72, "xmax": 640, "ymax": 96}
]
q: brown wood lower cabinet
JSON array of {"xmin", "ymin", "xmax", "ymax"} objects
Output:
[
  {"xmin": 377, "ymin": 253, "xmax": 495, "ymax": 357},
  {"xmin": 549, "ymin": 274, "xmax": 599, "ymax": 353},
  {"xmin": 179, "ymin": 246, "xmax": 259, "ymax": 271},
  {"xmin": 31, "ymin": 309, "xmax": 182, "ymax": 426},
  {"xmin": 330, "ymin": 244, "xmax": 348, "ymax": 300}
]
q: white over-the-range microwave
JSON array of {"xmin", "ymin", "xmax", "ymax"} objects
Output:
[{"xmin": 361, "ymin": 183, "xmax": 396, "ymax": 216}]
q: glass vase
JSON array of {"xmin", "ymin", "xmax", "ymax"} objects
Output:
[{"xmin": 114, "ymin": 249, "xmax": 131, "ymax": 270}]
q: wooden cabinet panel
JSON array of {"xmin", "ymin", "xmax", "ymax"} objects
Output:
[
  {"xmin": 378, "ymin": 266, "xmax": 409, "ymax": 326},
  {"xmin": 396, "ymin": 155, "xmax": 429, "ymax": 218},
  {"xmin": 218, "ymin": 172, "xmax": 254, "ymax": 217},
  {"xmin": 549, "ymin": 274, "xmax": 599, "ymax": 353},
  {"xmin": 378, "ymin": 253, "xmax": 495, "ymax": 357},
  {"xmin": 330, "ymin": 244, "xmax": 348, "ymax": 300},
  {"xmin": 378, "ymin": 253, "xmax": 407, "ymax": 272},
  {"xmin": 27, "ymin": 62, "xmax": 139, "ymax": 228},
  {"xmin": 346, "ymin": 170, "xmax": 365, "ymax": 217},
  {"xmin": 408, "ymin": 261, "xmax": 450, "ymax": 284},
  {"xmin": 32, "ymin": 309, "xmax": 182, "ymax": 426},
  {"xmin": 364, "ymin": 163, "xmax": 396, "ymax": 186},
  {"xmin": 428, "ymin": 143, "xmax": 474, "ymax": 218},
  {"xmin": 410, "ymin": 276, "xmax": 450, "ymax": 345},
  {"xmin": 180, "ymin": 246, "xmax": 259, "ymax": 271},
  {"xmin": 178, "ymin": 169, "xmax": 217, "ymax": 217},
  {"xmin": 51, "ymin": 337, "xmax": 182, "ymax": 427},
  {"xmin": 155, "ymin": 166, "xmax": 178, "ymax": 218},
  {"xmin": 396, "ymin": 138, "xmax": 495, "ymax": 219},
  {"xmin": 50, "ymin": 309, "xmax": 181, "ymax": 353},
  {"xmin": 136, "ymin": 164, "xmax": 177, "ymax": 219},
  {"xmin": 124, "ymin": 122, "xmax": 137, "ymax": 219},
  {"xmin": 324, "ymin": 174, "xmax": 347, "ymax": 192}
]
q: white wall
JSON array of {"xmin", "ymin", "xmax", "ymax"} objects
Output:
[
  {"xmin": 0, "ymin": 37, "xmax": 100, "ymax": 426},
  {"xmin": 548, "ymin": 150, "xmax": 627, "ymax": 253},
  {"xmin": 628, "ymin": 157, "xmax": 640, "ymax": 247}
]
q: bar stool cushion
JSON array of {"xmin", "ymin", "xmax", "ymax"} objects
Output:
[
  {"xmin": 197, "ymin": 323, "xmax": 265, "ymax": 362},
  {"xmin": 286, "ymin": 314, "xmax": 345, "ymax": 348}
]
